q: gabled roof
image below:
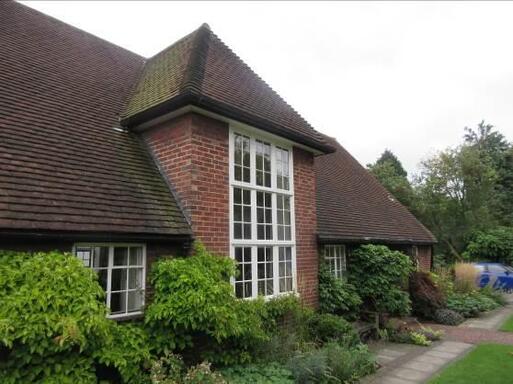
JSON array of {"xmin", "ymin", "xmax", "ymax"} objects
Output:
[
  {"xmin": 315, "ymin": 138, "xmax": 436, "ymax": 245},
  {"xmin": 0, "ymin": 1, "xmax": 191, "ymax": 237},
  {"xmin": 121, "ymin": 24, "xmax": 334, "ymax": 154}
]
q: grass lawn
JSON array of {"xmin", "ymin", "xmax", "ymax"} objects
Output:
[
  {"xmin": 499, "ymin": 315, "xmax": 513, "ymax": 332},
  {"xmin": 429, "ymin": 344, "xmax": 513, "ymax": 384}
]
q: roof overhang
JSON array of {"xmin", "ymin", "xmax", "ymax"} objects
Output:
[
  {"xmin": 0, "ymin": 229, "xmax": 193, "ymax": 243},
  {"xmin": 317, "ymin": 234, "xmax": 437, "ymax": 246},
  {"xmin": 120, "ymin": 92, "xmax": 335, "ymax": 155}
]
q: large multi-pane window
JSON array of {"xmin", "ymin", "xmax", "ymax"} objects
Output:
[
  {"xmin": 74, "ymin": 244, "xmax": 145, "ymax": 318},
  {"xmin": 323, "ymin": 245, "xmax": 346, "ymax": 279},
  {"xmin": 231, "ymin": 130, "xmax": 296, "ymax": 299}
]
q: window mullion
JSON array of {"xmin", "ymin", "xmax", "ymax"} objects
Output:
[
  {"xmin": 106, "ymin": 246, "xmax": 112, "ymax": 310},
  {"xmin": 273, "ymin": 246, "xmax": 279, "ymax": 295},
  {"xmin": 252, "ymin": 246, "xmax": 258, "ymax": 298}
]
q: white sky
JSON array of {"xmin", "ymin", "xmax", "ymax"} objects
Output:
[{"xmin": 22, "ymin": 1, "xmax": 513, "ymax": 174}]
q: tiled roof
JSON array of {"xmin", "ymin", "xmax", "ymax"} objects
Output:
[
  {"xmin": 121, "ymin": 24, "xmax": 334, "ymax": 153},
  {"xmin": 0, "ymin": 1, "xmax": 191, "ymax": 236},
  {"xmin": 315, "ymin": 138, "xmax": 436, "ymax": 244}
]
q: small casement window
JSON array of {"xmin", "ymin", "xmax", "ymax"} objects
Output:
[
  {"xmin": 324, "ymin": 245, "xmax": 346, "ymax": 279},
  {"xmin": 74, "ymin": 244, "xmax": 145, "ymax": 318}
]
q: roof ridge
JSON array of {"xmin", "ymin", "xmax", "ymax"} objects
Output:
[{"xmin": 179, "ymin": 23, "xmax": 211, "ymax": 96}]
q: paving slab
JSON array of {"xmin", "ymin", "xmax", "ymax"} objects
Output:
[{"xmin": 394, "ymin": 368, "xmax": 432, "ymax": 381}]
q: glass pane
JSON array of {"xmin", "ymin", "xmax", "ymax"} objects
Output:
[
  {"xmin": 266, "ymin": 262, "xmax": 273, "ymax": 277},
  {"xmin": 258, "ymin": 247, "xmax": 265, "ymax": 262},
  {"xmin": 92, "ymin": 247, "xmax": 109, "ymax": 268},
  {"xmin": 110, "ymin": 292, "xmax": 127, "ymax": 314},
  {"xmin": 243, "ymin": 190, "xmax": 251, "ymax": 204},
  {"xmin": 257, "ymin": 225, "xmax": 264, "ymax": 240},
  {"xmin": 258, "ymin": 281, "xmax": 265, "ymax": 295},
  {"xmin": 257, "ymin": 208, "xmax": 264, "ymax": 223},
  {"xmin": 258, "ymin": 263, "xmax": 265, "ymax": 279},
  {"xmin": 111, "ymin": 269, "xmax": 127, "ymax": 291},
  {"xmin": 235, "ymin": 247, "xmax": 243, "ymax": 262},
  {"xmin": 128, "ymin": 291, "xmax": 143, "ymax": 312},
  {"xmin": 234, "ymin": 188, "xmax": 241, "ymax": 204},
  {"xmin": 235, "ymin": 166, "xmax": 242, "ymax": 181},
  {"xmin": 236, "ymin": 264, "xmax": 243, "ymax": 280},
  {"xmin": 235, "ymin": 283, "xmax": 243, "ymax": 298},
  {"xmin": 234, "ymin": 223, "xmax": 242, "ymax": 239},
  {"xmin": 243, "ymin": 224, "xmax": 251, "ymax": 239},
  {"xmin": 97, "ymin": 269, "xmax": 108, "ymax": 291},
  {"xmin": 267, "ymin": 279, "xmax": 274, "ymax": 295},
  {"xmin": 113, "ymin": 247, "xmax": 128, "ymax": 266},
  {"xmin": 243, "ymin": 168, "xmax": 250, "ymax": 183},
  {"xmin": 129, "ymin": 247, "xmax": 143, "ymax": 266},
  {"xmin": 244, "ymin": 264, "xmax": 252, "ymax": 280},
  {"xmin": 76, "ymin": 248, "xmax": 91, "ymax": 267},
  {"xmin": 234, "ymin": 205, "xmax": 242, "ymax": 221},
  {"xmin": 243, "ymin": 247, "xmax": 252, "ymax": 262},
  {"xmin": 129, "ymin": 268, "xmax": 143, "ymax": 289},
  {"xmin": 243, "ymin": 206, "xmax": 251, "ymax": 222},
  {"xmin": 244, "ymin": 281, "xmax": 252, "ymax": 297},
  {"xmin": 256, "ymin": 171, "xmax": 263, "ymax": 186}
]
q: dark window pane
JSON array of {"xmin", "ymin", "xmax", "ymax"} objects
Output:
[
  {"xmin": 113, "ymin": 247, "xmax": 128, "ymax": 266},
  {"xmin": 266, "ymin": 226, "xmax": 273, "ymax": 240},
  {"xmin": 244, "ymin": 224, "xmax": 252, "ymax": 239},
  {"xmin": 235, "ymin": 247, "xmax": 243, "ymax": 262},
  {"xmin": 243, "ymin": 206, "xmax": 251, "ymax": 222},
  {"xmin": 243, "ymin": 189, "xmax": 251, "ymax": 204},
  {"xmin": 234, "ymin": 223, "xmax": 242, "ymax": 239},
  {"xmin": 97, "ymin": 269, "xmax": 108, "ymax": 291},
  {"xmin": 257, "ymin": 225, "xmax": 264, "ymax": 240},
  {"xmin": 243, "ymin": 168, "xmax": 250, "ymax": 183},
  {"xmin": 234, "ymin": 188, "xmax": 241, "ymax": 204},
  {"xmin": 257, "ymin": 192, "xmax": 263, "ymax": 206},
  {"xmin": 129, "ymin": 247, "xmax": 143, "ymax": 266},
  {"xmin": 258, "ymin": 263, "xmax": 265, "ymax": 279},
  {"xmin": 257, "ymin": 247, "xmax": 265, "ymax": 262},
  {"xmin": 257, "ymin": 208, "xmax": 264, "ymax": 223},
  {"xmin": 92, "ymin": 247, "xmax": 109, "ymax": 268},
  {"xmin": 258, "ymin": 281, "xmax": 265, "ymax": 295},
  {"xmin": 110, "ymin": 292, "xmax": 127, "ymax": 314},
  {"xmin": 267, "ymin": 279, "xmax": 274, "ymax": 295},
  {"xmin": 235, "ymin": 283, "xmax": 243, "ymax": 298},
  {"xmin": 111, "ymin": 269, "xmax": 127, "ymax": 291},
  {"xmin": 244, "ymin": 248, "xmax": 252, "ymax": 262},
  {"xmin": 266, "ymin": 262, "xmax": 273, "ymax": 277},
  {"xmin": 256, "ymin": 172, "xmax": 263, "ymax": 186},
  {"xmin": 234, "ymin": 205, "xmax": 242, "ymax": 221},
  {"xmin": 244, "ymin": 282, "xmax": 252, "ymax": 297}
]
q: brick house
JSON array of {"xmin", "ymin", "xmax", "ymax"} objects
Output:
[{"xmin": 0, "ymin": 2, "xmax": 435, "ymax": 318}]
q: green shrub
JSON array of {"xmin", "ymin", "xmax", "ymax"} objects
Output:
[
  {"xmin": 431, "ymin": 268, "xmax": 454, "ymax": 297},
  {"xmin": 306, "ymin": 313, "xmax": 359, "ymax": 347},
  {"xmin": 349, "ymin": 245, "xmax": 413, "ymax": 316},
  {"xmin": 480, "ymin": 286, "xmax": 507, "ymax": 306},
  {"xmin": 287, "ymin": 343, "xmax": 376, "ymax": 383},
  {"xmin": 0, "ymin": 251, "xmax": 112, "ymax": 383},
  {"xmin": 145, "ymin": 243, "xmax": 267, "ymax": 365},
  {"xmin": 409, "ymin": 271, "xmax": 446, "ymax": 319},
  {"xmin": 318, "ymin": 264, "xmax": 362, "ymax": 320},
  {"xmin": 220, "ymin": 363, "xmax": 294, "ymax": 383},
  {"xmin": 149, "ymin": 353, "xmax": 226, "ymax": 384},
  {"xmin": 0, "ymin": 250, "xmax": 152, "ymax": 383},
  {"xmin": 433, "ymin": 308, "xmax": 465, "ymax": 325},
  {"xmin": 464, "ymin": 227, "xmax": 513, "ymax": 265},
  {"xmin": 408, "ymin": 332, "xmax": 431, "ymax": 346},
  {"xmin": 446, "ymin": 292, "xmax": 499, "ymax": 318}
]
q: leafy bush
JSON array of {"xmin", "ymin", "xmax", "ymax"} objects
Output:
[
  {"xmin": 306, "ymin": 313, "xmax": 359, "ymax": 347},
  {"xmin": 149, "ymin": 353, "xmax": 226, "ymax": 384},
  {"xmin": 318, "ymin": 264, "xmax": 362, "ymax": 321},
  {"xmin": 454, "ymin": 263, "xmax": 478, "ymax": 293},
  {"xmin": 480, "ymin": 286, "xmax": 507, "ymax": 306},
  {"xmin": 0, "ymin": 250, "xmax": 152, "ymax": 383},
  {"xmin": 464, "ymin": 227, "xmax": 513, "ymax": 265},
  {"xmin": 431, "ymin": 267, "xmax": 454, "ymax": 297},
  {"xmin": 409, "ymin": 271, "xmax": 446, "ymax": 319},
  {"xmin": 433, "ymin": 308, "xmax": 465, "ymax": 325},
  {"xmin": 220, "ymin": 363, "xmax": 294, "ymax": 383},
  {"xmin": 446, "ymin": 292, "xmax": 499, "ymax": 317},
  {"xmin": 287, "ymin": 343, "xmax": 376, "ymax": 383},
  {"xmin": 0, "ymin": 251, "xmax": 111, "ymax": 383},
  {"xmin": 349, "ymin": 245, "xmax": 413, "ymax": 316},
  {"xmin": 145, "ymin": 243, "xmax": 267, "ymax": 364},
  {"xmin": 408, "ymin": 332, "xmax": 431, "ymax": 346}
]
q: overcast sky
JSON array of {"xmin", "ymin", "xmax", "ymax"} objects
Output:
[{"xmin": 23, "ymin": 1, "xmax": 513, "ymax": 175}]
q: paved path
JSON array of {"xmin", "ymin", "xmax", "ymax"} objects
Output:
[{"xmin": 363, "ymin": 298, "xmax": 513, "ymax": 383}]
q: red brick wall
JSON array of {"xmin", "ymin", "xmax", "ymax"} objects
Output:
[
  {"xmin": 142, "ymin": 113, "xmax": 230, "ymax": 255},
  {"xmin": 293, "ymin": 147, "xmax": 319, "ymax": 307},
  {"xmin": 417, "ymin": 245, "xmax": 432, "ymax": 271}
]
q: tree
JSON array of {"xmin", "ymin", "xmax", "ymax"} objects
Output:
[
  {"xmin": 414, "ymin": 127, "xmax": 500, "ymax": 261},
  {"xmin": 368, "ymin": 150, "xmax": 416, "ymax": 210}
]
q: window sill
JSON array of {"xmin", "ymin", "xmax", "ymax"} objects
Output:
[{"xmin": 108, "ymin": 311, "xmax": 144, "ymax": 321}]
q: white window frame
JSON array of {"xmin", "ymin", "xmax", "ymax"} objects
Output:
[
  {"xmin": 323, "ymin": 244, "xmax": 346, "ymax": 279},
  {"xmin": 229, "ymin": 125, "xmax": 297, "ymax": 299},
  {"xmin": 72, "ymin": 243, "xmax": 146, "ymax": 319}
]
